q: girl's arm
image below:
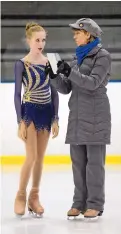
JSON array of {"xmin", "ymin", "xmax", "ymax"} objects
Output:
[
  {"xmin": 14, "ymin": 60, "xmax": 24, "ymax": 124},
  {"xmin": 50, "ymin": 84, "xmax": 59, "ymax": 122}
]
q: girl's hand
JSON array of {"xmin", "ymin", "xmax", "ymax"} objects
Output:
[
  {"xmin": 45, "ymin": 62, "xmax": 57, "ymax": 79},
  {"xmin": 18, "ymin": 121, "xmax": 27, "ymax": 142},
  {"xmin": 51, "ymin": 121, "xmax": 59, "ymax": 139}
]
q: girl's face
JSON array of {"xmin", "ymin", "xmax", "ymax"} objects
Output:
[
  {"xmin": 27, "ymin": 31, "xmax": 46, "ymax": 54},
  {"xmin": 73, "ymin": 29, "xmax": 90, "ymax": 46}
]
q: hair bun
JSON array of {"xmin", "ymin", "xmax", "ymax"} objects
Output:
[
  {"xmin": 25, "ymin": 21, "xmax": 46, "ymax": 38},
  {"xmin": 26, "ymin": 22, "xmax": 39, "ymax": 31}
]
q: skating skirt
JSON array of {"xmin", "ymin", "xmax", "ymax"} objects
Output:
[{"xmin": 21, "ymin": 101, "xmax": 55, "ymax": 132}]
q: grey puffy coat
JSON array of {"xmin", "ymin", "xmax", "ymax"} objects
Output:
[{"xmin": 51, "ymin": 44, "xmax": 111, "ymax": 145}]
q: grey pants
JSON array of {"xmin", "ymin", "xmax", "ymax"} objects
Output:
[{"xmin": 70, "ymin": 145, "xmax": 106, "ymax": 211}]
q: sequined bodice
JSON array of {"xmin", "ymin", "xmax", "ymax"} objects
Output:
[
  {"xmin": 22, "ymin": 61, "xmax": 51, "ymax": 104},
  {"xmin": 14, "ymin": 59, "xmax": 59, "ymax": 124}
]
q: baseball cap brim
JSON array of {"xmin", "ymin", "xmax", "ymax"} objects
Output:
[{"xmin": 69, "ymin": 23, "xmax": 80, "ymax": 29}]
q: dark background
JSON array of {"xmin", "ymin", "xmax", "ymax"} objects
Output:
[{"xmin": 1, "ymin": 1, "xmax": 121, "ymax": 82}]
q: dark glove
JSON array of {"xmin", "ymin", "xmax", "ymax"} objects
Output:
[
  {"xmin": 45, "ymin": 63, "xmax": 57, "ymax": 79},
  {"xmin": 57, "ymin": 60, "xmax": 64, "ymax": 68},
  {"xmin": 57, "ymin": 61, "xmax": 71, "ymax": 77}
]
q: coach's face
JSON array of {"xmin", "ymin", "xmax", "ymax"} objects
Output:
[{"xmin": 73, "ymin": 29, "xmax": 91, "ymax": 46}]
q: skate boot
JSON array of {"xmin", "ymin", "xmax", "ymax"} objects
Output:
[
  {"xmin": 67, "ymin": 208, "xmax": 82, "ymax": 219},
  {"xmin": 14, "ymin": 190, "xmax": 26, "ymax": 216},
  {"xmin": 84, "ymin": 209, "xmax": 103, "ymax": 220},
  {"xmin": 28, "ymin": 188, "xmax": 44, "ymax": 217}
]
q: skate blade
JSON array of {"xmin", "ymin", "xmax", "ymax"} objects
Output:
[
  {"xmin": 67, "ymin": 216, "xmax": 78, "ymax": 220},
  {"xmin": 84, "ymin": 216, "xmax": 100, "ymax": 222},
  {"xmin": 67, "ymin": 213, "xmax": 83, "ymax": 220},
  {"xmin": 15, "ymin": 214, "xmax": 24, "ymax": 219},
  {"xmin": 28, "ymin": 210, "xmax": 43, "ymax": 218}
]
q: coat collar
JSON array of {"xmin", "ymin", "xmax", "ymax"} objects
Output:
[
  {"xmin": 72, "ymin": 43, "xmax": 102, "ymax": 61},
  {"xmin": 87, "ymin": 43, "xmax": 102, "ymax": 56}
]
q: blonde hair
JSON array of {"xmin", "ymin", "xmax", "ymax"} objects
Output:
[{"xmin": 25, "ymin": 22, "xmax": 46, "ymax": 38}]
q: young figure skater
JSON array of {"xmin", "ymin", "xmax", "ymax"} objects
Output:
[
  {"xmin": 14, "ymin": 22, "xmax": 59, "ymax": 216},
  {"xmin": 47, "ymin": 18, "xmax": 111, "ymax": 220}
]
